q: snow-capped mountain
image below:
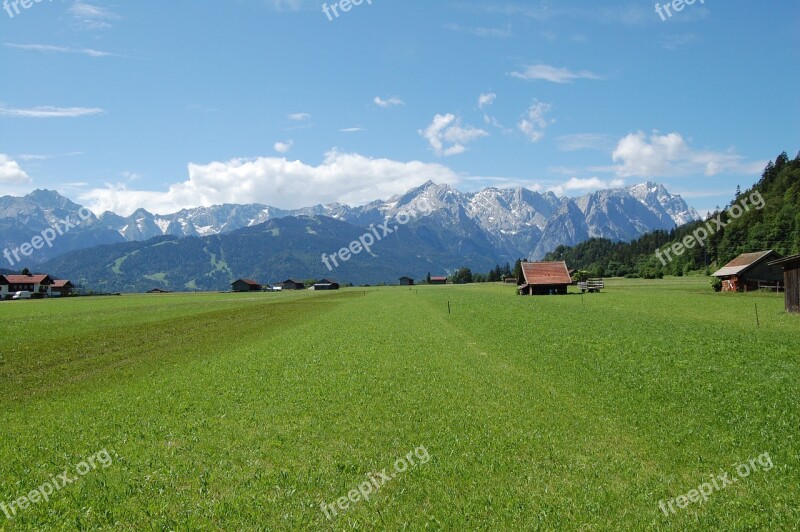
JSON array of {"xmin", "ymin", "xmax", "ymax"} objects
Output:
[{"xmin": 1, "ymin": 181, "xmax": 700, "ymax": 264}]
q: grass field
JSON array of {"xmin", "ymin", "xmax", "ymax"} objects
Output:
[{"xmin": 1, "ymin": 278, "xmax": 798, "ymax": 530}]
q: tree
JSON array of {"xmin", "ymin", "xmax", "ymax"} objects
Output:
[
  {"xmin": 21, "ymin": 267, "xmax": 31, "ymax": 276},
  {"xmin": 452, "ymin": 267, "xmax": 473, "ymax": 284},
  {"xmin": 426, "ymin": 272, "xmax": 431, "ymax": 284}
]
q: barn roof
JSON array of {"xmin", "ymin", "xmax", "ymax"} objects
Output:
[
  {"xmin": 768, "ymin": 254, "xmax": 800, "ymax": 268},
  {"xmin": 233, "ymin": 279, "xmax": 261, "ymax": 286},
  {"xmin": 5, "ymin": 274, "xmax": 52, "ymax": 284},
  {"xmin": 51, "ymin": 280, "xmax": 73, "ymax": 288},
  {"xmin": 430, "ymin": 276, "xmax": 448, "ymax": 281},
  {"xmin": 713, "ymin": 250, "xmax": 782, "ymax": 277},
  {"xmin": 520, "ymin": 262, "xmax": 572, "ymax": 286}
]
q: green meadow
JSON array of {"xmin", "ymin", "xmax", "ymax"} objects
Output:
[{"xmin": 0, "ymin": 278, "xmax": 798, "ymax": 530}]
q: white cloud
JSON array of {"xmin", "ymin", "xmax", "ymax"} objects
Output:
[
  {"xmin": 444, "ymin": 23, "xmax": 513, "ymax": 38},
  {"xmin": 518, "ymin": 101, "xmax": 553, "ymax": 143},
  {"xmin": 509, "ymin": 64, "xmax": 603, "ymax": 83},
  {"xmin": 420, "ymin": 114, "xmax": 488, "ymax": 157},
  {"xmin": 374, "ymin": 96, "xmax": 404, "ymax": 108},
  {"xmin": 0, "ymin": 106, "xmax": 105, "ymax": 118},
  {"xmin": 478, "ymin": 93, "xmax": 496, "ymax": 108},
  {"xmin": 287, "ymin": 112, "xmax": 311, "ymax": 121},
  {"xmin": 548, "ymin": 177, "xmax": 625, "ymax": 196},
  {"xmin": 0, "ymin": 155, "xmax": 31, "ymax": 184},
  {"xmin": 69, "ymin": 1, "xmax": 119, "ymax": 29},
  {"xmin": 79, "ymin": 150, "xmax": 463, "ymax": 216},
  {"xmin": 340, "ymin": 127, "xmax": 365, "ymax": 133},
  {"xmin": 611, "ymin": 131, "xmax": 767, "ymax": 178},
  {"xmin": 274, "ymin": 141, "xmax": 293, "ymax": 154},
  {"xmin": 4, "ymin": 43, "xmax": 116, "ymax": 57}
]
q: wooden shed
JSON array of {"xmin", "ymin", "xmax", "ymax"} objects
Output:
[
  {"xmin": 429, "ymin": 276, "xmax": 448, "ymax": 285},
  {"xmin": 769, "ymin": 254, "xmax": 800, "ymax": 314},
  {"xmin": 278, "ymin": 279, "xmax": 305, "ymax": 290},
  {"xmin": 399, "ymin": 276, "xmax": 415, "ymax": 286},
  {"xmin": 232, "ymin": 279, "xmax": 262, "ymax": 292},
  {"xmin": 712, "ymin": 250, "xmax": 784, "ymax": 292},
  {"xmin": 518, "ymin": 261, "xmax": 572, "ymax": 296}
]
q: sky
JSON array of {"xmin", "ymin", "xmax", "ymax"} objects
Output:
[{"xmin": 0, "ymin": 0, "xmax": 798, "ymax": 217}]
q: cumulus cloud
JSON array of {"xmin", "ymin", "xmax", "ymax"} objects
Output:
[
  {"xmin": 518, "ymin": 101, "xmax": 553, "ymax": 142},
  {"xmin": 611, "ymin": 131, "xmax": 766, "ymax": 178},
  {"xmin": 274, "ymin": 140, "xmax": 293, "ymax": 153},
  {"xmin": 509, "ymin": 64, "xmax": 603, "ymax": 83},
  {"xmin": 374, "ymin": 96, "xmax": 404, "ymax": 108},
  {"xmin": 79, "ymin": 150, "xmax": 463, "ymax": 216},
  {"xmin": 478, "ymin": 93, "xmax": 496, "ymax": 108},
  {"xmin": 548, "ymin": 177, "xmax": 625, "ymax": 196},
  {"xmin": 0, "ymin": 154, "xmax": 31, "ymax": 184},
  {"xmin": 287, "ymin": 112, "xmax": 311, "ymax": 121},
  {"xmin": 420, "ymin": 114, "xmax": 488, "ymax": 156}
]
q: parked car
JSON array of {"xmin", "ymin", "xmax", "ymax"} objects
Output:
[{"xmin": 12, "ymin": 291, "xmax": 31, "ymax": 300}]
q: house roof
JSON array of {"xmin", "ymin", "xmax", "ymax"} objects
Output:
[
  {"xmin": 520, "ymin": 262, "xmax": 572, "ymax": 286},
  {"xmin": 233, "ymin": 279, "xmax": 261, "ymax": 286},
  {"xmin": 51, "ymin": 280, "xmax": 73, "ymax": 288},
  {"xmin": 768, "ymin": 254, "xmax": 800, "ymax": 268},
  {"xmin": 281, "ymin": 279, "xmax": 304, "ymax": 284},
  {"xmin": 5, "ymin": 274, "xmax": 52, "ymax": 284},
  {"xmin": 713, "ymin": 250, "xmax": 782, "ymax": 277},
  {"xmin": 430, "ymin": 276, "xmax": 448, "ymax": 281},
  {"xmin": 318, "ymin": 279, "xmax": 337, "ymax": 284},
  {"xmin": 399, "ymin": 276, "xmax": 414, "ymax": 280}
]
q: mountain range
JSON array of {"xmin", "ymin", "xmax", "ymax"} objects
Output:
[{"xmin": 0, "ymin": 181, "xmax": 699, "ymax": 290}]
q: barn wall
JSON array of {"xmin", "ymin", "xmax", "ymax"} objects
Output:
[
  {"xmin": 786, "ymin": 267, "xmax": 800, "ymax": 313},
  {"xmin": 745, "ymin": 261, "xmax": 784, "ymax": 283}
]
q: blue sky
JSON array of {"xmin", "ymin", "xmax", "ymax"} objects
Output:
[{"xmin": 0, "ymin": 0, "xmax": 797, "ymax": 216}]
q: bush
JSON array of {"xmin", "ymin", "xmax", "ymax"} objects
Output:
[{"xmin": 711, "ymin": 277, "xmax": 722, "ymax": 292}]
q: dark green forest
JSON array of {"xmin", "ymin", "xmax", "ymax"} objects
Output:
[{"xmin": 544, "ymin": 151, "xmax": 800, "ymax": 278}]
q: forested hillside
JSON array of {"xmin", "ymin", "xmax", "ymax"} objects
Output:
[{"xmin": 545, "ymin": 151, "xmax": 800, "ymax": 278}]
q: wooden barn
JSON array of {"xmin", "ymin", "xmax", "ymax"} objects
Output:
[
  {"xmin": 518, "ymin": 261, "xmax": 572, "ymax": 296},
  {"xmin": 769, "ymin": 254, "xmax": 800, "ymax": 313},
  {"xmin": 429, "ymin": 276, "xmax": 448, "ymax": 285},
  {"xmin": 312, "ymin": 280, "xmax": 340, "ymax": 290},
  {"xmin": 232, "ymin": 279, "xmax": 262, "ymax": 292},
  {"xmin": 278, "ymin": 279, "xmax": 305, "ymax": 290},
  {"xmin": 399, "ymin": 276, "xmax": 414, "ymax": 286},
  {"xmin": 51, "ymin": 280, "xmax": 74, "ymax": 296},
  {"xmin": 712, "ymin": 250, "xmax": 784, "ymax": 292}
]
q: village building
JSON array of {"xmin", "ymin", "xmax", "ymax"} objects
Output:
[
  {"xmin": 312, "ymin": 280, "xmax": 340, "ymax": 290},
  {"xmin": 51, "ymin": 280, "xmax": 74, "ymax": 297},
  {"xmin": 147, "ymin": 288, "xmax": 172, "ymax": 294},
  {"xmin": 518, "ymin": 261, "xmax": 572, "ymax": 296},
  {"xmin": 278, "ymin": 279, "xmax": 305, "ymax": 290},
  {"xmin": 503, "ymin": 275, "xmax": 518, "ymax": 284},
  {"xmin": 231, "ymin": 279, "xmax": 262, "ymax": 292},
  {"xmin": 4, "ymin": 274, "xmax": 53, "ymax": 298},
  {"xmin": 0, "ymin": 275, "xmax": 8, "ymax": 300},
  {"xmin": 712, "ymin": 250, "xmax": 784, "ymax": 292},
  {"xmin": 399, "ymin": 276, "xmax": 415, "ymax": 286},
  {"xmin": 768, "ymin": 254, "xmax": 800, "ymax": 314},
  {"xmin": 429, "ymin": 276, "xmax": 448, "ymax": 285}
]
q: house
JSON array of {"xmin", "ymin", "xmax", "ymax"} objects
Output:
[
  {"xmin": 429, "ymin": 276, "xmax": 448, "ymax": 285},
  {"xmin": 502, "ymin": 275, "xmax": 518, "ymax": 284},
  {"xmin": 768, "ymin": 254, "xmax": 800, "ymax": 314},
  {"xmin": 518, "ymin": 261, "xmax": 572, "ymax": 295},
  {"xmin": 399, "ymin": 276, "xmax": 415, "ymax": 286},
  {"xmin": 712, "ymin": 250, "xmax": 784, "ymax": 292},
  {"xmin": 312, "ymin": 281, "xmax": 340, "ymax": 290},
  {"xmin": 51, "ymin": 280, "xmax": 74, "ymax": 297},
  {"xmin": 232, "ymin": 279, "xmax": 262, "ymax": 292},
  {"xmin": 147, "ymin": 288, "xmax": 172, "ymax": 294},
  {"xmin": 0, "ymin": 275, "xmax": 7, "ymax": 300},
  {"xmin": 278, "ymin": 279, "xmax": 305, "ymax": 290},
  {"xmin": 4, "ymin": 274, "xmax": 53, "ymax": 298}
]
